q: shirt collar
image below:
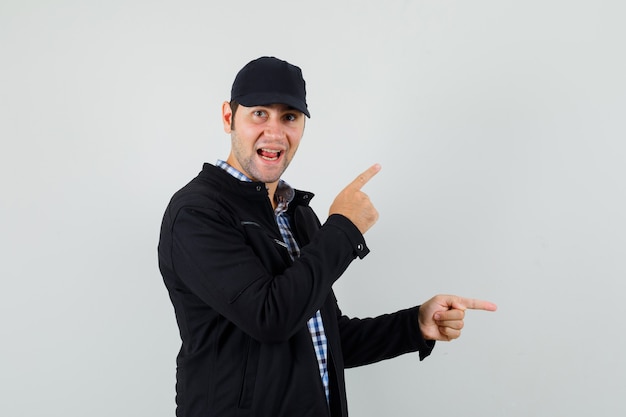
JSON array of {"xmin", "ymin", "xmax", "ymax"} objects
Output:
[{"xmin": 216, "ymin": 159, "xmax": 251, "ymax": 182}]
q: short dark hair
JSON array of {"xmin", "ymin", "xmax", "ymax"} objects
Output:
[{"xmin": 229, "ymin": 100, "xmax": 239, "ymax": 130}]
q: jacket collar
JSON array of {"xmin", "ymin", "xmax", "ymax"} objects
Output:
[{"xmin": 200, "ymin": 162, "xmax": 315, "ymax": 206}]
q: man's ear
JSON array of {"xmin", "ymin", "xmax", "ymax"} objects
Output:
[{"xmin": 222, "ymin": 101, "xmax": 233, "ymax": 133}]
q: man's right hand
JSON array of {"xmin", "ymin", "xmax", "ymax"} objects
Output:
[{"xmin": 328, "ymin": 164, "xmax": 381, "ymax": 234}]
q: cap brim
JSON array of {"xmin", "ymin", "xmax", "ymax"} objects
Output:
[{"xmin": 235, "ymin": 92, "xmax": 310, "ymax": 118}]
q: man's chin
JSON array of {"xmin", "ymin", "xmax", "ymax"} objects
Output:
[{"xmin": 252, "ymin": 164, "xmax": 287, "ymax": 183}]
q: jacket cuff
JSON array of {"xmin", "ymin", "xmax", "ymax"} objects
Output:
[
  {"xmin": 413, "ymin": 305, "xmax": 436, "ymax": 360},
  {"xmin": 325, "ymin": 214, "xmax": 370, "ymax": 259}
]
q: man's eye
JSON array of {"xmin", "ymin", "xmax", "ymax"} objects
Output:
[
  {"xmin": 284, "ymin": 114, "xmax": 297, "ymax": 121},
  {"xmin": 253, "ymin": 110, "xmax": 266, "ymax": 117}
]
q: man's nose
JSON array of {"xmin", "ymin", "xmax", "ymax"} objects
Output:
[{"xmin": 263, "ymin": 117, "xmax": 285, "ymax": 138}]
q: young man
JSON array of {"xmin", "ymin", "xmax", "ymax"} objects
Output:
[{"xmin": 158, "ymin": 56, "xmax": 497, "ymax": 417}]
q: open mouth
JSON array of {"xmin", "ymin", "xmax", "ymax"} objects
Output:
[{"xmin": 257, "ymin": 148, "xmax": 282, "ymax": 161}]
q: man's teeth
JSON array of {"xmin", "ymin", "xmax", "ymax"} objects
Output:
[{"xmin": 258, "ymin": 148, "xmax": 281, "ymax": 160}]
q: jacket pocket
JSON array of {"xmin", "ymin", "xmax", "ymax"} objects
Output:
[
  {"xmin": 238, "ymin": 337, "xmax": 260, "ymax": 409},
  {"xmin": 240, "ymin": 220, "xmax": 291, "ymax": 266}
]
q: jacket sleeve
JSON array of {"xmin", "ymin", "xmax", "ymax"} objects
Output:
[
  {"xmin": 335, "ymin": 303, "xmax": 436, "ymax": 367},
  {"xmin": 162, "ymin": 195, "xmax": 367, "ymax": 343}
]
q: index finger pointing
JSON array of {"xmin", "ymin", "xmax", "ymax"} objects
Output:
[
  {"xmin": 454, "ymin": 297, "xmax": 498, "ymax": 312},
  {"xmin": 348, "ymin": 163, "xmax": 382, "ymax": 190}
]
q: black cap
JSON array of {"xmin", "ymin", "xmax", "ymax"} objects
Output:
[{"xmin": 230, "ymin": 56, "xmax": 310, "ymax": 118}]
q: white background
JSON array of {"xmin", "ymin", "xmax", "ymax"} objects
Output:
[{"xmin": 2, "ymin": 1, "xmax": 625, "ymax": 416}]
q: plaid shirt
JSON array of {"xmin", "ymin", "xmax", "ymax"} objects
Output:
[{"xmin": 216, "ymin": 160, "xmax": 330, "ymax": 402}]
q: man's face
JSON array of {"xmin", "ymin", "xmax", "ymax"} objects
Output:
[{"xmin": 223, "ymin": 102, "xmax": 305, "ymax": 185}]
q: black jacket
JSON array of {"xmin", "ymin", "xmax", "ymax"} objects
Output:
[{"xmin": 158, "ymin": 163, "xmax": 434, "ymax": 417}]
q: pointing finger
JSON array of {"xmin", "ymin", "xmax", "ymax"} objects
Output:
[
  {"xmin": 347, "ymin": 163, "xmax": 382, "ymax": 191},
  {"xmin": 453, "ymin": 297, "xmax": 498, "ymax": 312}
]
